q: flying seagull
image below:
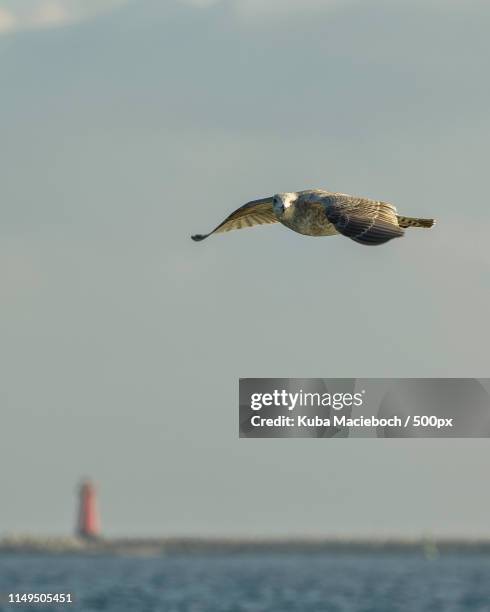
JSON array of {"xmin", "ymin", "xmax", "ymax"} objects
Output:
[{"xmin": 191, "ymin": 189, "xmax": 435, "ymax": 246}]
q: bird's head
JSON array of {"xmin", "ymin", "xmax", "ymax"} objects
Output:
[{"xmin": 272, "ymin": 192, "xmax": 297, "ymax": 218}]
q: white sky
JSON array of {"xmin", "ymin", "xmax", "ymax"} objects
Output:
[
  {"xmin": 0, "ymin": 0, "xmax": 127, "ymax": 32},
  {"xmin": 0, "ymin": 0, "xmax": 489, "ymax": 538}
]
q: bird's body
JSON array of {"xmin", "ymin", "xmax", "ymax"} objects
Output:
[
  {"xmin": 191, "ymin": 189, "xmax": 435, "ymax": 246},
  {"xmin": 277, "ymin": 191, "xmax": 338, "ymax": 237}
]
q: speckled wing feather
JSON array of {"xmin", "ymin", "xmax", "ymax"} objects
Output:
[
  {"xmin": 323, "ymin": 194, "xmax": 404, "ymax": 246},
  {"xmin": 191, "ymin": 197, "xmax": 276, "ymax": 241}
]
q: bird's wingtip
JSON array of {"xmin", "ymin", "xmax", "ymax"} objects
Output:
[{"xmin": 191, "ymin": 233, "xmax": 207, "ymax": 242}]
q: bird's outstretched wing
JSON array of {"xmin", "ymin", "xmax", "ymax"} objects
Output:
[
  {"xmin": 191, "ymin": 197, "xmax": 276, "ymax": 241},
  {"xmin": 323, "ymin": 194, "xmax": 404, "ymax": 246}
]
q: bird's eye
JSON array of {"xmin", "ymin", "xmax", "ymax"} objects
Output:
[{"xmin": 273, "ymin": 196, "xmax": 283, "ymax": 211}]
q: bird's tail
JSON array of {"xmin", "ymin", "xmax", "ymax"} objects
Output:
[{"xmin": 397, "ymin": 215, "xmax": 435, "ymax": 229}]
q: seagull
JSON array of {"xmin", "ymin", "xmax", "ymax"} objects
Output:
[{"xmin": 191, "ymin": 189, "xmax": 435, "ymax": 246}]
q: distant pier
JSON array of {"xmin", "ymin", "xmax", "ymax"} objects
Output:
[{"xmin": 2, "ymin": 536, "xmax": 490, "ymax": 556}]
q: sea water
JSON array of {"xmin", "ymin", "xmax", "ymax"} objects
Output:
[{"xmin": 1, "ymin": 552, "xmax": 489, "ymax": 611}]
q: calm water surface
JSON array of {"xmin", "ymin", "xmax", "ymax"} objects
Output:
[{"xmin": 1, "ymin": 552, "xmax": 489, "ymax": 611}]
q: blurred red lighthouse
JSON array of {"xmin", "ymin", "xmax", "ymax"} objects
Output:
[{"xmin": 77, "ymin": 480, "xmax": 101, "ymax": 539}]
